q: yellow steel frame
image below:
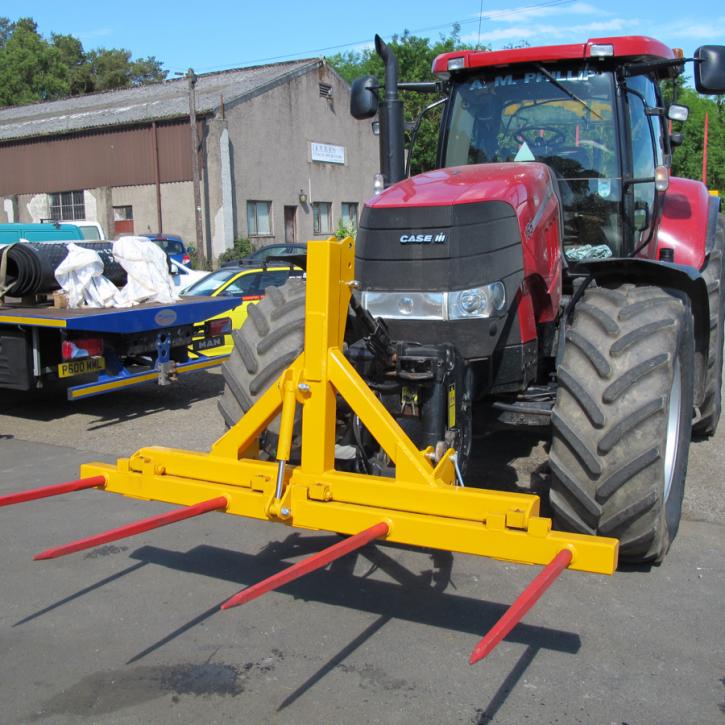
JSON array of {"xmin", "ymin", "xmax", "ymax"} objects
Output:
[{"xmin": 81, "ymin": 237, "xmax": 618, "ymax": 575}]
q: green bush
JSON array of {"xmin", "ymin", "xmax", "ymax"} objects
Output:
[
  {"xmin": 186, "ymin": 244, "xmax": 211, "ymax": 271},
  {"xmin": 218, "ymin": 237, "xmax": 253, "ymax": 266},
  {"xmin": 335, "ymin": 219, "xmax": 356, "ymax": 240}
]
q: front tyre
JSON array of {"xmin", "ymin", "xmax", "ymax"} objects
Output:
[
  {"xmin": 549, "ymin": 284, "xmax": 694, "ymax": 564},
  {"xmin": 693, "ymin": 214, "xmax": 725, "ymax": 437},
  {"xmin": 217, "ymin": 278, "xmax": 306, "ymax": 435}
]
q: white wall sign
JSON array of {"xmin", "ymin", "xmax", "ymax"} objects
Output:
[{"xmin": 311, "ymin": 142, "xmax": 345, "ymax": 165}]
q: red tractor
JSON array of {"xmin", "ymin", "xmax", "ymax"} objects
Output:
[{"xmin": 220, "ymin": 37, "xmax": 725, "ymax": 564}]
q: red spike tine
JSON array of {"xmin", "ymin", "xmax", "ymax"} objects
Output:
[
  {"xmin": 0, "ymin": 475, "xmax": 106, "ymax": 507},
  {"xmin": 221, "ymin": 521, "xmax": 389, "ymax": 610},
  {"xmin": 33, "ymin": 496, "xmax": 228, "ymax": 560},
  {"xmin": 469, "ymin": 549, "xmax": 573, "ymax": 664}
]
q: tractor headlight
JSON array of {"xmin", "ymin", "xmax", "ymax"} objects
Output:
[
  {"xmin": 362, "ymin": 290, "xmax": 446, "ymax": 320},
  {"xmin": 361, "ymin": 282, "xmax": 505, "ymax": 321},
  {"xmin": 448, "ymin": 282, "xmax": 506, "ymax": 319}
]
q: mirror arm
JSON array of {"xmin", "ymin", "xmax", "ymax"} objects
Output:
[
  {"xmin": 622, "ymin": 176, "xmax": 656, "ymax": 187},
  {"xmin": 397, "ymin": 81, "xmax": 442, "ymax": 93}
]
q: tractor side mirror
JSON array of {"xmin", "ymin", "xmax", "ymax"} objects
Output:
[
  {"xmin": 350, "ymin": 75, "xmax": 379, "ymax": 119},
  {"xmin": 670, "ymin": 132, "xmax": 684, "ymax": 147},
  {"xmin": 694, "ymin": 45, "xmax": 725, "ymax": 94},
  {"xmin": 634, "ymin": 200, "xmax": 650, "ymax": 232},
  {"xmin": 667, "ymin": 104, "xmax": 689, "ymax": 122}
]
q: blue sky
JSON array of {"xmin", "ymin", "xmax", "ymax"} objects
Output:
[{"xmin": 4, "ymin": 1, "xmax": 724, "ymax": 76}]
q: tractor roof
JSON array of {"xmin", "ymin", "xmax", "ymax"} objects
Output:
[{"xmin": 432, "ymin": 36, "xmax": 675, "ymax": 76}]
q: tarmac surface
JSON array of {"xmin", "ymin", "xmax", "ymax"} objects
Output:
[{"xmin": 1, "ymin": 369, "xmax": 724, "ymax": 724}]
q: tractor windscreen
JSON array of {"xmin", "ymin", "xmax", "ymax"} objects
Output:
[{"xmin": 443, "ymin": 65, "xmax": 622, "ymax": 255}]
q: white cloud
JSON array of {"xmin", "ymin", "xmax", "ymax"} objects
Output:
[
  {"xmin": 650, "ymin": 17, "xmax": 725, "ymax": 41},
  {"xmin": 570, "ymin": 18, "xmax": 635, "ymax": 33},
  {"xmin": 461, "ymin": 17, "xmax": 636, "ymax": 45},
  {"xmin": 461, "ymin": 26, "xmax": 542, "ymax": 43},
  {"xmin": 479, "ymin": 1, "xmax": 608, "ymax": 24}
]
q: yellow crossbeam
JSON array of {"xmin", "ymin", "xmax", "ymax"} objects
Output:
[{"xmin": 79, "ymin": 236, "xmax": 619, "ymax": 576}]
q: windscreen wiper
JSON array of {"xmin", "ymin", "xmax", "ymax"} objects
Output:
[{"xmin": 535, "ymin": 64, "xmax": 603, "ymax": 120}]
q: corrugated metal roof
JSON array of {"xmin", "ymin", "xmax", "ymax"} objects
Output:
[{"xmin": 0, "ymin": 59, "xmax": 322, "ymax": 142}]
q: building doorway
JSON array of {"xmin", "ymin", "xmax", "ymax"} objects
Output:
[
  {"xmin": 284, "ymin": 206, "xmax": 297, "ymax": 244},
  {"xmin": 113, "ymin": 205, "xmax": 134, "ymax": 236}
]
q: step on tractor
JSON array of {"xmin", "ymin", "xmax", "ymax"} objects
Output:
[{"xmin": 2, "ymin": 37, "xmax": 724, "ymax": 664}]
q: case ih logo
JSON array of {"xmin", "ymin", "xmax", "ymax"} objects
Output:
[{"xmin": 399, "ymin": 232, "xmax": 447, "ymax": 244}]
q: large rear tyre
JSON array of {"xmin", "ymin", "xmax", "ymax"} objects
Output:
[
  {"xmin": 217, "ymin": 279, "xmax": 306, "ymax": 435},
  {"xmin": 693, "ymin": 215, "xmax": 725, "ymax": 437},
  {"xmin": 549, "ymin": 284, "xmax": 694, "ymax": 564}
]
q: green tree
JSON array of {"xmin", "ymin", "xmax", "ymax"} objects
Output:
[
  {"xmin": 0, "ymin": 16, "xmax": 167, "ymax": 107},
  {"xmin": 0, "ymin": 17, "xmax": 15, "ymax": 48},
  {"xmin": 52, "ymin": 33, "xmax": 93, "ymax": 95},
  {"xmin": 0, "ymin": 17, "xmax": 69, "ymax": 106},
  {"xmin": 329, "ymin": 27, "xmax": 475, "ymax": 174},
  {"xmin": 86, "ymin": 48, "xmax": 165, "ymax": 91},
  {"xmin": 670, "ymin": 86, "xmax": 725, "ymax": 191}
]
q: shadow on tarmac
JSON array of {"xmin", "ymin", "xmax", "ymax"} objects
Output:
[
  {"xmin": 11, "ymin": 522, "xmax": 581, "ymax": 716},
  {"xmin": 107, "ymin": 536, "xmax": 581, "ymax": 690},
  {"xmin": 0, "ymin": 370, "xmax": 224, "ymax": 426}
]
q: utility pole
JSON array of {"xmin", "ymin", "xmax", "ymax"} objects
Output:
[{"xmin": 187, "ymin": 68, "xmax": 205, "ymax": 267}]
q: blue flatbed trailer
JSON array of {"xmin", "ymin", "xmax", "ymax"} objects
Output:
[{"xmin": 0, "ymin": 296, "xmax": 240, "ymax": 400}]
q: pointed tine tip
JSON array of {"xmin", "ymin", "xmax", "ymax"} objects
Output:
[
  {"xmin": 222, "ymin": 520, "xmax": 389, "ymax": 612},
  {"xmin": 469, "ymin": 548, "xmax": 573, "ymax": 665}
]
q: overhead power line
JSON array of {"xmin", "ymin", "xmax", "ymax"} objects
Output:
[{"xmin": 180, "ymin": 0, "xmax": 574, "ymax": 74}]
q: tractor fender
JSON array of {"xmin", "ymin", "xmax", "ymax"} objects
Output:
[
  {"xmin": 655, "ymin": 177, "xmax": 718, "ymax": 269},
  {"xmin": 574, "ymin": 257, "xmax": 709, "ymax": 406}
]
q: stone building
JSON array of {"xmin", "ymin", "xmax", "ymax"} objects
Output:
[{"xmin": 0, "ymin": 59, "xmax": 379, "ymax": 261}]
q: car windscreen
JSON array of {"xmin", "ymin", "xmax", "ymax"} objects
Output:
[
  {"xmin": 182, "ymin": 269, "xmax": 240, "ymax": 296},
  {"xmin": 154, "ymin": 239, "xmax": 184, "ymax": 254}
]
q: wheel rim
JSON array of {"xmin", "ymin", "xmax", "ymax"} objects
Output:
[{"xmin": 663, "ymin": 357, "xmax": 682, "ymax": 502}]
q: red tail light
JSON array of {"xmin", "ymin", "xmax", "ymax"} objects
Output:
[
  {"xmin": 62, "ymin": 338, "xmax": 104, "ymax": 361},
  {"xmin": 205, "ymin": 317, "xmax": 232, "ymax": 337},
  {"xmin": 182, "ymin": 253, "xmax": 191, "ymax": 265}
]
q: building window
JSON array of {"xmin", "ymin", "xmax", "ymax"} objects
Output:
[
  {"xmin": 49, "ymin": 191, "xmax": 85, "ymax": 221},
  {"xmin": 247, "ymin": 201, "xmax": 272, "ymax": 236},
  {"xmin": 313, "ymin": 202, "xmax": 332, "ymax": 235},
  {"xmin": 113, "ymin": 206, "xmax": 133, "ymax": 221},
  {"xmin": 341, "ymin": 202, "xmax": 358, "ymax": 231},
  {"xmin": 112, "ymin": 205, "xmax": 134, "ymax": 236},
  {"xmin": 319, "ymin": 83, "xmax": 333, "ymax": 99}
]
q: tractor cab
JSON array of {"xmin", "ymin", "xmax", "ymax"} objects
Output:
[{"xmin": 435, "ymin": 39, "xmax": 681, "ymax": 262}]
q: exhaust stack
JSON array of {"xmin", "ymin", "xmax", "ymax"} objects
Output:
[{"xmin": 374, "ymin": 35, "xmax": 405, "ymax": 187}]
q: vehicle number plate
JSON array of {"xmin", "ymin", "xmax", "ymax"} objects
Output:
[
  {"xmin": 194, "ymin": 335, "xmax": 224, "ymax": 351},
  {"xmin": 58, "ymin": 356, "xmax": 106, "ymax": 379}
]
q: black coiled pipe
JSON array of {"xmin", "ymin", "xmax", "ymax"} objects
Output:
[{"xmin": 0, "ymin": 242, "xmax": 127, "ymax": 297}]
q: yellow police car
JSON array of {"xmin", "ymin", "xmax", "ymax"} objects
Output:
[{"xmin": 183, "ymin": 262, "xmax": 304, "ymax": 357}]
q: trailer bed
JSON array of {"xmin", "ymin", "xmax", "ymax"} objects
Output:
[{"xmin": 0, "ymin": 296, "xmax": 239, "ymax": 333}]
